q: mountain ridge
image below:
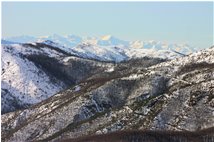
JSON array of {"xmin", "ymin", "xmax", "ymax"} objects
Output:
[
  {"xmin": 2, "ymin": 46, "xmax": 213, "ymax": 142},
  {"xmin": 2, "ymin": 34, "xmax": 196, "ymax": 55},
  {"xmin": 1, "ymin": 42, "xmax": 115, "ymax": 114},
  {"xmin": 2, "ymin": 39, "xmax": 190, "ymax": 63}
]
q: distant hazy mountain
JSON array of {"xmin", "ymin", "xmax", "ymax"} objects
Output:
[
  {"xmin": 3, "ymin": 34, "xmax": 196, "ymax": 55},
  {"xmin": 2, "ymin": 34, "xmax": 197, "ymax": 63},
  {"xmin": 1, "ymin": 40, "xmax": 19, "ymax": 44},
  {"xmin": 2, "ymin": 35, "xmax": 37, "ymax": 43},
  {"xmin": 97, "ymin": 35, "xmax": 129, "ymax": 46}
]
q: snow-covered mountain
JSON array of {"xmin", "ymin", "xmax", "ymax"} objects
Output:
[
  {"xmin": 1, "ymin": 43, "xmax": 66, "ymax": 113},
  {"xmin": 2, "ymin": 46, "xmax": 214, "ymax": 142},
  {"xmin": 3, "ymin": 34, "xmax": 196, "ymax": 57},
  {"xmin": 1, "ymin": 33, "xmax": 214, "ymax": 141},
  {"xmin": 3, "ymin": 34, "xmax": 197, "ymax": 63},
  {"xmin": 38, "ymin": 34, "xmax": 82, "ymax": 48},
  {"xmin": 1, "ymin": 35, "xmax": 199, "ymax": 114},
  {"xmin": 1, "ymin": 42, "xmax": 115, "ymax": 114},
  {"xmin": 97, "ymin": 35, "xmax": 129, "ymax": 46}
]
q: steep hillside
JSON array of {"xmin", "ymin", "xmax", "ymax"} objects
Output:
[
  {"xmin": 2, "ymin": 47, "xmax": 213, "ymax": 142},
  {"xmin": 1, "ymin": 42, "xmax": 114, "ymax": 114}
]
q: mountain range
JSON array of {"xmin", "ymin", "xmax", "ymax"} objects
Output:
[
  {"xmin": 1, "ymin": 35, "xmax": 213, "ymax": 142},
  {"xmin": 3, "ymin": 34, "xmax": 196, "ymax": 61}
]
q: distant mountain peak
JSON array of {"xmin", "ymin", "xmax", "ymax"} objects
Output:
[{"xmin": 101, "ymin": 35, "xmax": 112, "ymax": 40}]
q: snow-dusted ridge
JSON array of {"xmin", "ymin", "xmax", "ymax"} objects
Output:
[
  {"xmin": 0, "ymin": 36, "xmax": 206, "ymax": 114},
  {"xmin": 1, "ymin": 45, "xmax": 214, "ymax": 142},
  {"xmin": 1, "ymin": 42, "xmax": 117, "ymax": 114},
  {"xmin": 149, "ymin": 46, "xmax": 214, "ymax": 71},
  {"xmin": 3, "ymin": 34, "xmax": 197, "ymax": 61},
  {"xmin": 1, "ymin": 44, "xmax": 67, "ymax": 113}
]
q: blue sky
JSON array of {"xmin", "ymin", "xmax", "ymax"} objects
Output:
[{"xmin": 2, "ymin": 2, "xmax": 213, "ymax": 49}]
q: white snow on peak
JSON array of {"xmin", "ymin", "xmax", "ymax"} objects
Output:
[
  {"xmin": 101, "ymin": 35, "xmax": 112, "ymax": 40},
  {"xmin": 129, "ymin": 40, "xmax": 144, "ymax": 48},
  {"xmin": 2, "ymin": 34, "xmax": 199, "ymax": 62},
  {"xmin": 1, "ymin": 44, "xmax": 65, "ymax": 107}
]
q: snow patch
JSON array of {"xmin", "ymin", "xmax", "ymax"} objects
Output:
[{"xmin": 106, "ymin": 67, "xmax": 115, "ymax": 72}]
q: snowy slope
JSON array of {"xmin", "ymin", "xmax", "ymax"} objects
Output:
[
  {"xmin": 1, "ymin": 44, "xmax": 67, "ymax": 113},
  {"xmin": 1, "ymin": 46, "xmax": 213, "ymax": 142},
  {"xmin": 1, "ymin": 42, "xmax": 118, "ymax": 114},
  {"xmin": 73, "ymin": 43, "xmax": 128, "ymax": 62}
]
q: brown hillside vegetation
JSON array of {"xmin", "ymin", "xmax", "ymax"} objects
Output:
[{"xmin": 61, "ymin": 127, "xmax": 214, "ymax": 142}]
